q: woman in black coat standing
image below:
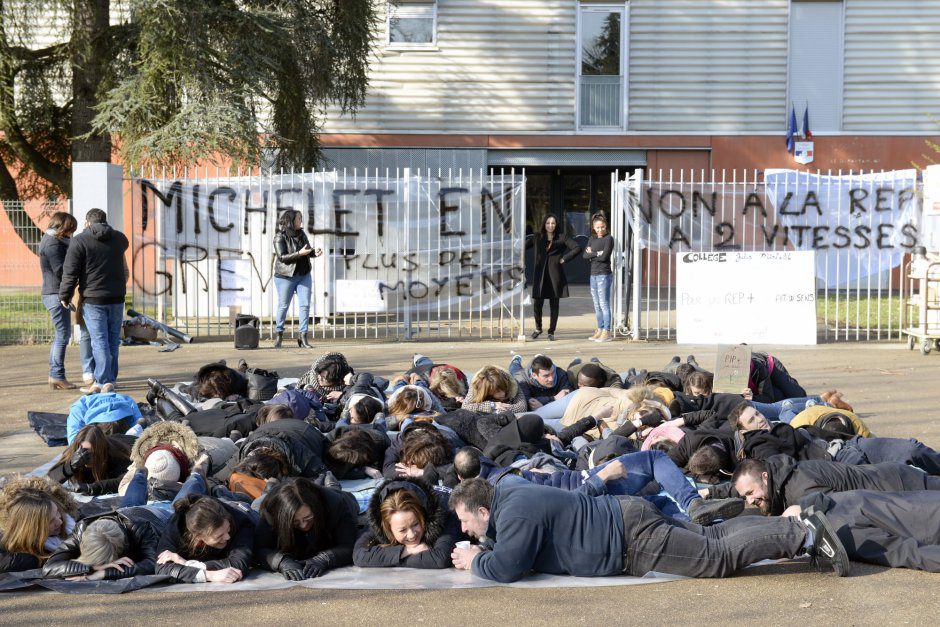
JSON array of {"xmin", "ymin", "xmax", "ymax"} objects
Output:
[{"xmin": 529, "ymin": 214, "xmax": 581, "ymax": 340}]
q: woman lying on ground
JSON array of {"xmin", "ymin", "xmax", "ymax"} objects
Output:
[
  {"xmin": 254, "ymin": 478, "xmax": 358, "ymax": 580},
  {"xmin": 0, "ymin": 476, "xmax": 77, "ymax": 573},
  {"xmin": 48, "ymin": 424, "xmax": 133, "ymax": 496},
  {"xmin": 460, "ymin": 366, "xmax": 527, "ymax": 415},
  {"xmin": 353, "ymin": 478, "xmax": 459, "ymax": 569}
]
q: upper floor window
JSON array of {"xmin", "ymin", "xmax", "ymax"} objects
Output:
[
  {"xmin": 789, "ymin": 1, "xmax": 843, "ymax": 132},
  {"xmin": 577, "ymin": 4, "xmax": 627, "ymax": 131},
  {"xmin": 387, "ymin": 2, "xmax": 437, "ymax": 49}
]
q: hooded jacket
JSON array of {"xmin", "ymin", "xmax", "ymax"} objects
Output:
[
  {"xmin": 522, "ymin": 360, "xmax": 571, "ymax": 406},
  {"xmin": 788, "ymin": 405, "xmax": 872, "ymax": 438},
  {"xmin": 39, "ymin": 231, "xmax": 70, "ymax": 295},
  {"xmin": 0, "ymin": 476, "xmax": 77, "ymax": 573},
  {"xmin": 241, "ymin": 418, "xmax": 335, "ymax": 486},
  {"xmin": 471, "ymin": 481, "xmax": 626, "ymax": 583},
  {"xmin": 66, "ymin": 393, "xmax": 143, "ymax": 444},
  {"xmin": 155, "ymin": 499, "xmax": 257, "ymax": 583},
  {"xmin": 58, "ymin": 222, "xmax": 129, "ymax": 305},
  {"xmin": 353, "ymin": 477, "xmax": 459, "ymax": 569},
  {"xmin": 42, "ymin": 506, "xmax": 165, "ymax": 579},
  {"xmin": 736, "ymin": 422, "xmax": 833, "ymax": 462},
  {"xmin": 668, "ymin": 429, "xmax": 736, "ymax": 474},
  {"xmin": 116, "ymin": 421, "xmax": 202, "ymax": 496},
  {"xmin": 254, "ymin": 486, "xmax": 359, "ymax": 574}
]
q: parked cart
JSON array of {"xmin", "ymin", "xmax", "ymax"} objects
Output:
[{"xmin": 902, "ymin": 250, "xmax": 940, "ymax": 355}]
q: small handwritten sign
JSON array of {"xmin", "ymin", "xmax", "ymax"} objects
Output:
[
  {"xmin": 714, "ymin": 345, "xmax": 752, "ymax": 394},
  {"xmin": 335, "ymin": 279, "xmax": 386, "ymax": 313}
]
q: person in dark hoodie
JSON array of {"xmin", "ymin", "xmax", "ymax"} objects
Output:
[
  {"xmin": 40, "ymin": 211, "xmax": 80, "ymax": 390},
  {"xmin": 449, "ymin": 477, "xmax": 850, "ymax": 582},
  {"xmin": 353, "ymin": 478, "xmax": 460, "ymax": 569},
  {"xmin": 508, "ymin": 354, "xmax": 571, "ymax": 410},
  {"xmin": 41, "ymin": 505, "xmax": 165, "ymax": 581},
  {"xmin": 239, "ymin": 410, "xmax": 339, "ymax": 487},
  {"xmin": 714, "ymin": 456, "xmax": 940, "ymax": 516},
  {"xmin": 254, "ymin": 478, "xmax": 358, "ymax": 580},
  {"xmin": 58, "ymin": 208, "xmax": 129, "ymax": 394}
]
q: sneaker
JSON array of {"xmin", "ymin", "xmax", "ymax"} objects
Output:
[
  {"xmin": 597, "ymin": 330, "xmax": 613, "ymax": 343},
  {"xmin": 801, "ymin": 509, "xmax": 851, "ymax": 577},
  {"xmin": 101, "ymin": 382, "xmax": 115, "ymax": 393},
  {"xmin": 686, "ymin": 497, "xmax": 745, "ymax": 525},
  {"xmin": 80, "ymin": 383, "xmax": 102, "ymax": 395},
  {"xmin": 510, "ymin": 354, "xmax": 523, "ymax": 368},
  {"xmin": 589, "ymin": 329, "xmax": 601, "ymax": 341}
]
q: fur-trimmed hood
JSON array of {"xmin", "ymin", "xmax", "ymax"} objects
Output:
[
  {"xmin": 130, "ymin": 421, "xmax": 200, "ymax": 467},
  {"xmin": 0, "ymin": 475, "xmax": 78, "ymax": 532},
  {"xmin": 364, "ymin": 477, "xmax": 448, "ymax": 547}
]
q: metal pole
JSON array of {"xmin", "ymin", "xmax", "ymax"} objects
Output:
[{"xmin": 631, "ymin": 168, "xmax": 644, "ymax": 339}]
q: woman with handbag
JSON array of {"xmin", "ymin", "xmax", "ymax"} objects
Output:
[
  {"xmin": 272, "ymin": 210, "xmax": 322, "ymax": 348},
  {"xmin": 528, "ymin": 214, "xmax": 581, "ymax": 341}
]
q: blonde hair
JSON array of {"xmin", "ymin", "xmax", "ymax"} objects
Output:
[
  {"xmin": 624, "ymin": 386, "xmax": 671, "ymax": 422},
  {"xmin": 429, "ymin": 368, "xmax": 466, "ymax": 400},
  {"xmin": 468, "ymin": 366, "xmax": 518, "ymax": 403},
  {"xmin": 78, "ymin": 519, "xmax": 126, "ymax": 565},
  {"xmin": 379, "ymin": 490, "xmax": 427, "ymax": 547},
  {"xmin": 387, "ymin": 386, "xmax": 438, "ymax": 419},
  {"xmin": 0, "ymin": 491, "xmax": 58, "ymax": 560}
]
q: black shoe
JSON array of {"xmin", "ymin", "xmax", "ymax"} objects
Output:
[
  {"xmin": 297, "ymin": 333, "xmax": 313, "ymax": 349},
  {"xmin": 147, "ymin": 378, "xmax": 196, "ymax": 416},
  {"xmin": 687, "ymin": 355, "xmax": 702, "ymax": 371},
  {"xmin": 547, "ymin": 333, "xmax": 555, "ymax": 341},
  {"xmin": 531, "ymin": 330, "xmax": 542, "ymax": 340},
  {"xmin": 686, "ymin": 497, "xmax": 745, "ymax": 525},
  {"xmin": 663, "ymin": 355, "xmax": 681, "ymax": 374},
  {"xmin": 802, "ymin": 509, "xmax": 851, "ymax": 577},
  {"xmin": 273, "ymin": 332, "xmax": 283, "ymax": 348}
]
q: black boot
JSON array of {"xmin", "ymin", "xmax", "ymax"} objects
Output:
[
  {"xmin": 147, "ymin": 378, "xmax": 197, "ymax": 417},
  {"xmin": 273, "ymin": 332, "xmax": 283, "ymax": 348},
  {"xmin": 297, "ymin": 332, "xmax": 313, "ymax": 349}
]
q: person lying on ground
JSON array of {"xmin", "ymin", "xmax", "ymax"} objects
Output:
[
  {"xmin": 66, "ymin": 391, "xmax": 142, "ymax": 445},
  {"xmin": 460, "ymin": 366, "xmax": 528, "ymax": 415},
  {"xmin": 508, "ymin": 354, "xmax": 571, "ymax": 410},
  {"xmin": 0, "ymin": 476, "xmax": 77, "ymax": 573},
  {"xmin": 239, "ymin": 406, "xmax": 338, "ymax": 487},
  {"xmin": 382, "ymin": 423, "xmax": 457, "ymax": 487},
  {"xmin": 325, "ymin": 427, "xmax": 389, "ymax": 480},
  {"xmin": 449, "ymin": 478, "xmax": 850, "ymax": 582},
  {"xmin": 566, "ymin": 359, "xmax": 624, "ymax": 391},
  {"xmin": 254, "ymin": 478, "xmax": 358, "ymax": 581},
  {"xmin": 49, "ymin": 424, "xmax": 133, "ymax": 496},
  {"xmin": 353, "ymin": 478, "xmax": 460, "ymax": 570},
  {"xmin": 385, "ymin": 380, "xmax": 443, "ymax": 431}
]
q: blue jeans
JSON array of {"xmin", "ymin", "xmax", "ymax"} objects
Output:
[
  {"xmin": 79, "ymin": 323, "xmax": 95, "ymax": 381},
  {"xmin": 42, "ymin": 294, "xmax": 71, "ymax": 380},
  {"xmin": 274, "ymin": 273, "xmax": 312, "ymax": 334},
  {"xmin": 533, "ymin": 389, "xmax": 579, "ymax": 422},
  {"xmin": 120, "ymin": 469, "xmax": 207, "ymax": 509},
  {"xmin": 589, "ymin": 450, "xmax": 700, "ymax": 512},
  {"xmin": 82, "ymin": 302, "xmax": 123, "ymax": 385},
  {"xmin": 749, "ymin": 396, "xmax": 822, "ymax": 423},
  {"xmin": 589, "ymin": 273, "xmax": 612, "ymax": 331}
]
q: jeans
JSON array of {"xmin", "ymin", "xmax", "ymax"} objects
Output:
[
  {"xmin": 42, "ymin": 294, "xmax": 71, "ymax": 380},
  {"xmin": 533, "ymin": 390, "xmax": 579, "ymax": 422},
  {"xmin": 590, "ymin": 450, "xmax": 700, "ymax": 511},
  {"xmin": 836, "ymin": 436, "xmax": 940, "ymax": 476},
  {"xmin": 82, "ymin": 302, "xmax": 124, "ymax": 385},
  {"xmin": 589, "ymin": 273, "xmax": 612, "ymax": 331},
  {"xmin": 274, "ymin": 273, "xmax": 312, "ymax": 334},
  {"xmin": 79, "ymin": 324, "xmax": 95, "ymax": 381},
  {"xmin": 749, "ymin": 396, "xmax": 821, "ymax": 422},
  {"xmin": 619, "ymin": 497, "xmax": 806, "ymax": 578},
  {"xmin": 120, "ymin": 469, "xmax": 207, "ymax": 509}
]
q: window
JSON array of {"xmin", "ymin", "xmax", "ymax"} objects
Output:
[
  {"xmin": 788, "ymin": 1, "xmax": 843, "ymax": 132},
  {"xmin": 577, "ymin": 4, "xmax": 627, "ymax": 130},
  {"xmin": 387, "ymin": 2, "xmax": 437, "ymax": 48}
]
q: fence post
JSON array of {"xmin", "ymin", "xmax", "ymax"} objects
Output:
[
  {"xmin": 630, "ymin": 168, "xmax": 644, "ymax": 339},
  {"xmin": 402, "ymin": 167, "xmax": 413, "ymax": 340}
]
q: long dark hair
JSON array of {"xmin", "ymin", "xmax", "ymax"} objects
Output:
[
  {"xmin": 259, "ymin": 478, "xmax": 328, "ymax": 555},
  {"xmin": 174, "ymin": 494, "xmax": 235, "ymax": 558},
  {"xmin": 278, "ymin": 209, "xmax": 302, "ymax": 232},
  {"xmin": 539, "ymin": 213, "xmax": 562, "ymax": 242},
  {"xmin": 53, "ymin": 424, "xmax": 127, "ymax": 482}
]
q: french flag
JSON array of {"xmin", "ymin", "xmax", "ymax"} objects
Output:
[
  {"xmin": 802, "ymin": 104, "xmax": 813, "ymax": 139},
  {"xmin": 786, "ymin": 105, "xmax": 798, "ymax": 152}
]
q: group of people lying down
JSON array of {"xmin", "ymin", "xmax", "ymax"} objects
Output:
[{"xmin": 3, "ymin": 349, "xmax": 940, "ymax": 586}]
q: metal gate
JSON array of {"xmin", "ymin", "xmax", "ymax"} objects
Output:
[
  {"xmin": 615, "ymin": 168, "xmax": 924, "ymax": 342},
  {"xmin": 126, "ymin": 166, "xmax": 527, "ymax": 342}
]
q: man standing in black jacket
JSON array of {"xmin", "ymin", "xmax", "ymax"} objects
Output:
[{"xmin": 59, "ymin": 208, "xmax": 129, "ymax": 394}]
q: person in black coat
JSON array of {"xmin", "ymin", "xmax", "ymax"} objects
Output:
[
  {"xmin": 272, "ymin": 209, "xmax": 322, "ymax": 349},
  {"xmin": 353, "ymin": 478, "xmax": 460, "ymax": 569},
  {"xmin": 239, "ymin": 413, "xmax": 339, "ymax": 488},
  {"xmin": 39, "ymin": 211, "xmax": 80, "ymax": 390},
  {"xmin": 47, "ymin": 425, "xmax": 133, "ymax": 496},
  {"xmin": 42, "ymin": 506, "xmax": 165, "ymax": 580},
  {"xmin": 254, "ymin": 478, "xmax": 358, "ymax": 580},
  {"xmin": 527, "ymin": 214, "xmax": 581, "ymax": 340}
]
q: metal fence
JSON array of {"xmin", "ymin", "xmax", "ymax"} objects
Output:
[
  {"xmin": 126, "ymin": 166, "xmax": 528, "ymax": 342},
  {"xmin": 615, "ymin": 168, "xmax": 924, "ymax": 342},
  {"xmin": 0, "ymin": 199, "xmax": 71, "ymax": 345}
]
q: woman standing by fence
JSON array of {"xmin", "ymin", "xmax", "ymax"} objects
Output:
[
  {"xmin": 40, "ymin": 212, "xmax": 79, "ymax": 389},
  {"xmin": 584, "ymin": 212, "xmax": 614, "ymax": 343},
  {"xmin": 272, "ymin": 210, "xmax": 321, "ymax": 349},
  {"xmin": 528, "ymin": 214, "xmax": 581, "ymax": 341}
]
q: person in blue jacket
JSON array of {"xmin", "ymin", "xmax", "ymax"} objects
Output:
[
  {"xmin": 66, "ymin": 392, "xmax": 142, "ymax": 444},
  {"xmin": 448, "ymin": 478, "xmax": 851, "ymax": 583}
]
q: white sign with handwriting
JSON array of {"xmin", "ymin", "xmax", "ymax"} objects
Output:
[{"xmin": 676, "ymin": 251, "xmax": 817, "ymax": 345}]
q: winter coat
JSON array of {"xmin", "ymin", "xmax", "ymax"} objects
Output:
[
  {"xmin": 42, "ymin": 506, "xmax": 164, "ymax": 579},
  {"xmin": 155, "ymin": 499, "xmax": 257, "ymax": 583},
  {"xmin": 48, "ymin": 434, "xmax": 134, "ymax": 496},
  {"xmin": 583, "ymin": 234, "xmax": 614, "ymax": 275},
  {"xmin": 566, "ymin": 359, "xmax": 623, "ymax": 390},
  {"xmin": 747, "ymin": 353, "xmax": 807, "ymax": 404},
  {"xmin": 472, "ymin": 481, "xmax": 625, "ymax": 583},
  {"xmin": 519, "ymin": 361, "xmax": 571, "ymax": 406},
  {"xmin": 254, "ymin": 486, "xmax": 358, "ymax": 574},
  {"xmin": 667, "ymin": 429, "xmax": 736, "ymax": 474},
  {"xmin": 673, "ymin": 392, "xmax": 746, "ymax": 423},
  {"xmin": 353, "ymin": 477, "xmax": 459, "ymax": 569},
  {"xmin": 561, "ymin": 387, "xmax": 639, "ymax": 438},
  {"xmin": 486, "ymin": 465, "xmax": 608, "ymax": 497},
  {"xmin": 178, "ymin": 399, "xmax": 264, "ymax": 439},
  {"xmin": 528, "ymin": 233, "xmax": 581, "ymax": 299},
  {"xmin": 381, "ymin": 423, "xmax": 458, "ymax": 487},
  {"xmin": 39, "ymin": 231, "xmax": 70, "ymax": 295},
  {"xmin": 460, "ymin": 386, "xmax": 528, "ymax": 415},
  {"xmin": 241, "ymin": 419, "xmax": 334, "ymax": 484},
  {"xmin": 273, "ymin": 228, "xmax": 312, "ymax": 278},
  {"xmin": 66, "ymin": 392, "xmax": 143, "ymax": 444},
  {"xmin": 788, "ymin": 405, "xmax": 872, "ymax": 438},
  {"xmin": 58, "ymin": 222, "xmax": 129, "ymax": 305},
  {"xmin": 736, "ymin": 422, "xmax": 834, "ymax": 462},
  {"xmin": 116, "ymin": 421, "xmax": 203, "ymax": 495}
]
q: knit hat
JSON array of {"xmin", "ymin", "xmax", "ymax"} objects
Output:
[{"xmin": 143, "ymin": 445, "xmax": 189, "ymax": 482}]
